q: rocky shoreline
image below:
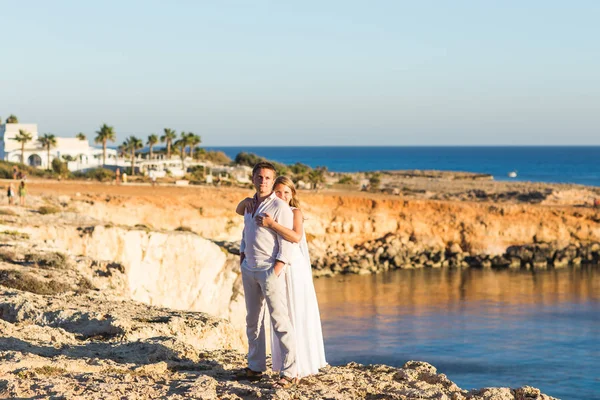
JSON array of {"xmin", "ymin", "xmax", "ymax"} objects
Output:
[
  {"xmin": 0, "ymin": 288, "xmax": 555, "ymax": 399},
  {"xmin": 312, "ymin": 233, "xmax": 600, "ymax": 276}
]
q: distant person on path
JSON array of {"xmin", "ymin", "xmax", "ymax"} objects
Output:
[
  {"xmin": 12, "ymin": 166, "xmax": 19, "ymax": 180},
  {"xmin": 6, "ymin": 183, "xmax": 15, "ymax": 205},
  {"xmin": 235, "ymin": 162, "xmax": 297, "ymax": 388},
  {"xmin": 122, "ymin": 172, "xmax": 128, "ymax": 184},
  {"xmin": 236, "ymin": 176, "xmax": 327, "ymax": 381},
  {"xmin": 18, "ymin": 181, "xmax": 26, "ymax": 206},
  {"xmin": 115, "ymin": 168, "xmax": 121, "ymax": 185},
  {"xmin": 150, "ymin": 170, "xmax": 157, "ymax": 187}
]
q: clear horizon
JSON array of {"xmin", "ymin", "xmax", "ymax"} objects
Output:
[{"xmin": 2, "ymin": 1, "xmax": 599, "ymax": 146}]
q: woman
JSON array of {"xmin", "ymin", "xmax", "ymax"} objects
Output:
[
  {"xmin": 7, "ymin": 183, "xmax": 15, "ymax": 205},
  {"xmin": 236, "ymin": 176, "xmax": 327, "ymax": 383},
  {"xmin": 18, "ymin": 181, "xmax": 26, "ymax": 206}
]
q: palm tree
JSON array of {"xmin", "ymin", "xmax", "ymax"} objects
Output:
[
  {"xmin": 173, "ymin": 133, "xmax": 191, "ymax": 169},
  {"xmin": 178, "ymin": 131, "xmax": 188, "ymax": 157},
  {"xmin": 117, "ymin": 144, "xmax": 126, "ymax": 165},
  {"xmin": 12, "ymin": 129, "xmax": 33, "ymax": 164},
  {"xmin": 94, "ymin": 123, "xmax": 116, "ymax": 166},
  {"xmin": 6, "ymin": 114, "xmax": 18, "ymax": 124},
  {"xmin": 147, "ymin": 134, "xmax": 159, "ymax": 159},
  {"xmin": 160, "ymin": 128, "xmax": 177, "ymax": 159},
  {"xmin": 186, "ymin": 132, "xmax": 202, "ymax": 158},
  {"xmin": 76, "ymin": 132, "xmax": 86, "ymax": 141},
  {"xmin": 38, "ymin": 133, "xmax": 57, "ymax": 170},
  {"xmin": 123, "ymin": 136, "xmax": 143, "ymax": 175}
]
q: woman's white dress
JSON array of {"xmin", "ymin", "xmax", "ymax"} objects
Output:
[{"xmin": 271, "ymin": 224, "xmax": 327, "ymax": 378}]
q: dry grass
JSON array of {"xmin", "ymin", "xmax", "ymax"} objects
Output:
[
  {"xmin": 38, "ymin": 205, "xmax": 61, "ymax": 215},
  {"xmin": 0, "ymin": 248, "xmax": 17, "ymax": 263},
  {"xmin": 0, "ymin": 270, "xmax": 72, "ymax": 295},
  {"xmin": 15, "ymin": 366, "xmax": 68, "ymax": 379},
  {"xmin": 25, "ymin": 252, "xmax": 69, "ymax": 269},
  {"xmin": 1, "ymin": 230, "xmax": 30, "ymax": 240}
]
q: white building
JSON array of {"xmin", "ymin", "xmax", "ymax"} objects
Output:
[{"xmin": 0, "ymin": 123, "xmax": 117, "ymax": 171}]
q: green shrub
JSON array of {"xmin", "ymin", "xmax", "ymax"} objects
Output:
[
  {"xmin": 369, "ymin": 172, "xmax": 382, "ymax": 190},
  {"xmin": 51, "ymin": 158, "xmax": 70, "ymax": 175},
  {"xmin": 273, "ymin": 162, "xmax": 288, "ymax": 176},
  {"xmin": 233, "ymin": 152, "xmax": 289, "ymax": 175},
  {"xmin": 38, "ymin": 206, "xmax": 61, "ymax": 215},
  {"xmin": 188, "ymin": 165, "xmax": 205, "ymax": 181},
  {"xmin": 196, "ymin": 150, "xmax": 232, "ymax": 164},
  {"xmin": 73, "ymin": 168, "xmax": 114, "ymax": 182},
  {"xmin": 0, "ymin": 161, "xmax": 52, "ymax": 179},
  {"xmin": 338, "ymin": 175, "xmax": 356, "ymax": 185},
  {"xmin": 234, "ymin": 152, "xmax": 264, "ymax": 167},
  {"xmin": 0, "ymin": 164, "xmax": 12, "ymax": 179}
]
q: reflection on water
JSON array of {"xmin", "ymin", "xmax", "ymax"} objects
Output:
[{"xmin": 314, "ymin": 267, "xmax": 600, "ymax": 400}]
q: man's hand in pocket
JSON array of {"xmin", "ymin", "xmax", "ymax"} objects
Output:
[{"xmin": 274, "ymin": 261, "xmax": 285, "ymax": 277}]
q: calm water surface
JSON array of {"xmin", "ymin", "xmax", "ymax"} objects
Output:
[{"xmin": 314, "ymin": 267, "xmax": 600, "ymax": 400}]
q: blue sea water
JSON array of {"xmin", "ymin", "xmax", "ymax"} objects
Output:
[
  {"xmin": 208, "ymin": 146, "xmax": 600, "ymax": 187},
  {"xmin": 314, "ymin": 267, "xmax": 600, "ymax": 400}
]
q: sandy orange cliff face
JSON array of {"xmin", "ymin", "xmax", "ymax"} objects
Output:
[
  {"xmin": 303, "ymin": 192, "xmax": 600, "ymax": 253},
  {"xmin": 25, "ymin": 180, "xmax": 600, "ymax": 256}
]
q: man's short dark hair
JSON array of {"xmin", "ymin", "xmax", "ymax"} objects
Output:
[{"xmin": 252, "ymin": 161, "xmax": 277, "ymax": 177}]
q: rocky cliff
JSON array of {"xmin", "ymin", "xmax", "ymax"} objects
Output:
[
  {"xmin": 0, "ymin": 203, "xmax": 556, "ymax": 399},
  {"xmin": 1, "ymin": 205, "xmax": 247, "ymax": 346},
  {"xmin": 0, "ymin": 179, "xmax": 588, "ymax": 398}
]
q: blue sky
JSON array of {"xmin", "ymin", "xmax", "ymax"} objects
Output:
[{"xmin": 1, "ymin": 1, "xmax": 599, "ymax": 145}]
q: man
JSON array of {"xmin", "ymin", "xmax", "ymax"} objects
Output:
[
  {"xmin": 237, "ymin": 161, "xmax": 297, "ymax": 387},
  {"xmin": 149, "ymin": 169, "xmax": 157, "ymax": 187}
]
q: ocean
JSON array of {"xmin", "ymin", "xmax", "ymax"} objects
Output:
[
  {"xmin": 314, "ymin": 267, "xmax": 600, "ymax": 400},
  {"xmin": 208, "ymin": 146, "xmax": 600, "ymax": 187}
]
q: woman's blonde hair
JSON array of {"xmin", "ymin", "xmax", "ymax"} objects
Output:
[{"xmin": 274, "ymin": 176, "xmax": 300, "ymax": 208}]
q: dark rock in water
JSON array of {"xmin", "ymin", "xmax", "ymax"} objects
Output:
[
  {"xmin": 506, "ymin": 245, "xmax": 534, "ymax": 262},
  {"xmin": 491, "ymin": 255, "xmax": 511, "ymax": 268},
  {"xmin": 553, "ymin": 257, "xmax": 570, "ymax": 269},
  {"xmin": 508, "ymin": 257, "xmax": 523, "ymax": 269}
]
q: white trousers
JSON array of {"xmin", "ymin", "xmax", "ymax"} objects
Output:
[{"xmin": 241, "ymin": 265, "xmax": 297, "ymax": 378}]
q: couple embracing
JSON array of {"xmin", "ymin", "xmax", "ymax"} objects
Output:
[{"xmin": 235, "ymin": 161, "xmax": 327, "ymax": 388}]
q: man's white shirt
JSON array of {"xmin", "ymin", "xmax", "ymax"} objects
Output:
[{"xmin": 240, "ymin": 192, "xmax": 294, "ymax": 271}]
